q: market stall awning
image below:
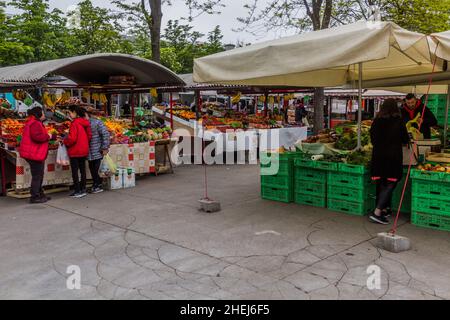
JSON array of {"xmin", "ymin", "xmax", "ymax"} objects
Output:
[
  {"xmin": 430, "ymin": 31, "xmax": 450, "ymax": 61},
  {"xmin": 194, "ymin": 21, "xmax": 438, "ymax": 87},
  {"xmin": 0, "ymin": 53, "xmax": 185, "ymax": 87}
]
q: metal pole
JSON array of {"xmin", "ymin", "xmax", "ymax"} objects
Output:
[
  {"xmin": 264, "ymin": 92, "xmax": 268, "ymax": 117},
  {"xmin": 131, "ymin": 91, "xmax": 135, "ymax": 126},
  {"xmin": 444, "ymin": 85, "xmax": 450, "ymax": 149},
  {"xmin": 196, "ymin": 91, "xmax": 201, "ymax": 120},
  {"xmin": 169, "ymin": 92, "xmax": 174, "ymax": 131},
  {"xmin": 328, "ymin": 97, "xmax": 332, "ymax": 129},
  {"xmin": 357, "ymin": 62, "xmax": 363, "ymax": 149}
]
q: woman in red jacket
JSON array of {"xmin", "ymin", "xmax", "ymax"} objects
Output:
[
  {"xmin": 64, "ymin": 105, "xmax": 92, "ymax": 198},
  {"xmin": 19, "ymin": 107, "xmax": 53, "ymax": 203}
]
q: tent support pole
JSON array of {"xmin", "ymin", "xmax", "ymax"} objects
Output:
[
  {"xmin": 357, "ymin": 62, "xmax": 363, "ymax": 150},
  {"xmin": 169, "ymin": 92, "xmax": 174, "ymax": 130},
  {"xmin": 444, "ymin": 84, "xmax": 450, "ymax": 149},
  {"xmin": 131, "ymin": 90, "xmax": 135, "ymax": 126}
]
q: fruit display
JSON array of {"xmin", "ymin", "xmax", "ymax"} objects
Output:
[
  {"xmin": 104, "ymin": 119, "xmax": 130, "ymax": 135},
  {"xmin": 102, "ymin": 118, "xmax": 172, "ymax": 144},
  {"xmin": 0, "ymin": 118, "xmax": 71, "ymax": 150},
  {"xmin": 0, "ymin": 98, "xmax": 11, "ymax": 109},
  {"xmin": 0, "ymin": 119, "xmax": 25, "ymax": 148},
  {"xmin": 173, "ymin": 110, "xmax": 196, "ymax": 120},
  {"xmin": 417, "ymin": 163, "xmax": 450, "ymax": 173}
]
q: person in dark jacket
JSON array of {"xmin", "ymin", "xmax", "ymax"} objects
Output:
[
  {"xmin": 64, "ymin": 105, "xmax": 92, "ymax": 198},
  {"xmin": 123, "ymin": 101, "xmax": 131, "ymax": 117},
  {"xmin": 370, "ymin": 99, "xmax": 410, "ymax": 225},
  {"xmin": 19, "ymin": 107, "xmax": 53, "ymax": 203},
  {"xmin": 86, "ymin": 111, "xmax": 110, "ymax": 194},
  {"xmin": 295, "ymin": 99, "xmax": 307, "ymax": 123},
  {"xmin": 401, "ymin": 93, "xmax": 437, "ymax": 139}
]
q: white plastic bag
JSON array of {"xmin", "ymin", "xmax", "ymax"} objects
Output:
[{"xmin": 56, "ymin": 143, "xmax": 70, "ymax": 166}]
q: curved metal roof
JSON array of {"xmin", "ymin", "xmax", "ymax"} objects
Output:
[{"xmin": 0, "ymin": 53, "xmax": 185, "ymax": 87}]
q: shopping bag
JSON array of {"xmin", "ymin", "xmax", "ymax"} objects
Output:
[
  {"xmin": 56, "ymin": 143, "xmax": 70, "ymax": 166},
  {"xmin": 99, "ymin": 159, "xmax": 112, "ymax": 178},
  {"xmin": 99, "ymin": 154, "xmax": 117, "ymax": 178}
]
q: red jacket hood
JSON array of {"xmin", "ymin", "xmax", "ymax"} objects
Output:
[{"xmin": 73, "ymin": 117, "xmax": 90, "ymax": 127}]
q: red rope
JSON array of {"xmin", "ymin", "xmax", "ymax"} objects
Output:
[{"xmin": 391, "ymin": 44, "xmax": 440, "ymax": 234}]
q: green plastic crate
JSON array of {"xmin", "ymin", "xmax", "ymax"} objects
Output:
[
  {"xmin": 261, "ymin": 185, "xmax": 293, "ymax": 203},
  {"xmin": 410, "ymin": 169, "xmax": 450, "ymax": 183},
  {"xmin": 327, "ymin": 184, "xmax": 375, "ymax": 202},
  {"xmin": 436, "ymin": 114, "xmax": 450, "ymax": 126},
  {"xmin": 295, "ymin": 193, "xmax": 326, "ymax": 208},
  {"xmin": 260, "ymin": 151, "xmax": 299, "ymax": 163},
  {"xmin": 261, "ymin": 161, "xmax": 292, "ymax": 176},
  {"xmin": 295, "ymin": 167, "xmax": 327, "ymax": 184},
  {"xmin": 411, "ymin": 212, "xmax": 450, "ymax": 232},
  {"xmin": 295, "ymin": 179, "xmax": 326, "ymax": 197},
  {"xmin": 338, "ymin": 163, "xmax": 369, "ymax": 174},
  {"xmin": 315, "ymin": 161, "xmax": 339, "ymax": 171},
  {"xmin": 327, "ymin": 198, "xmax": 374, "ymax": 216},
  {"xmin": 425, "ymin": 94, "xmax": 447, "ymax": 103},
  {"xmin": 294, "ymin": 158, "xmax": 317, "ymax": 169},
  {"xmin": 327, "ymin": 171, "xmax": 372, "ymax": 189},
  {"xmin": 412, "ymin": 197, "xmax": 450, "ymax": 216},
  {"xmin": 261, "ymin": 174, "xmax": 293, "ymax": 189},
  {"xmin": 412, "ymin": 180, "xmax": 450, "ymax": 201}
]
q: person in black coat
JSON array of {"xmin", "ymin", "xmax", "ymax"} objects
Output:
[
  {"xmin": 401, "ymin": 93, "xmax": 437, "ymax": 139},
  {"xmin": 370, "ymin": 99, "xmax": 410, "ymax": 225}
]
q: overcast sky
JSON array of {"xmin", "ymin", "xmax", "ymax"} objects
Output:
[{"xmin": 6, "ymin": 0, "xmax": 298, "ymax": 44}]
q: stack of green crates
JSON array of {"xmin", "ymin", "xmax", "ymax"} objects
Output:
[
  {"xmin": 410, "ymin": 169, "xmax": 450, "ymax": 232},
  {"xmin": 326, "ymin": 163, "xmax": 375, "ymax": 216},
  {"xmin": 293, "ymin": 158, "xmax": 333, "ymax": 208},
  {"xmin": 423, "ymin": 94, "xmax": 448, "ymax": 126},
  {"xmin": 260, "ymin": 152, "xmax": 300, "ymax": 203}
]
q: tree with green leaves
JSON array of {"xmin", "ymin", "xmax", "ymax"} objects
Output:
[
  {"xmin": 0, "ymin": 1, "xmax": 34, "ymax": 66},
  {"xmin": 114, "ymin": 0, "xmax": 225, "ymax": 63},
  {"xmin": 161, "ymin": 20, "xmax": 225, "ymax": 73},
  {"xmin": 6, "ymin": 0, "xmax": 75, "ymax": 62},
  {"xmin": 67, "ymin": 0, "xmax": 132, "ymax": 55}
]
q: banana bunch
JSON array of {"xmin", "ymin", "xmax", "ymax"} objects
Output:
[
  {"xmin": 406, "ymin": 113, "xmax": 423, "ymax": 140},
  {"xmin": 91, "ymin": 93, "xmax": 100, "ymax": 102},
  {"xmin": 231, "ymin": 92, "xmax": 241, "ymax": 104},
  {"xmin": 82, "ymin": 91, "xmax": 90, "ymax": 101},
  {"xmin": 42, "ymin": 91, "xmax": 58, "ymax": 107},
  {"xmin": 90, "ymin": 93, "xmax": 108, "ymax": 104},
  {"xmin": 284, "ymin": 94, "xmax": 295, "ymax": 101},
  {"xmin": 150, "ymin": 88, "xmax": 158, "ymax": 98},
  {"xmin": 99, "ymin": 94, "xmax": 108, "ymax": 104},
  {"xmin": 57, "ymin": 91, "xmax": 71, "ymax": 105},
  {"xmin": 13, "ymin": 90, "xmax": 27, "ymax": 101}
]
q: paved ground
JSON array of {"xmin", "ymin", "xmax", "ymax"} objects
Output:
[{"xmin": 1, "ymin": 164, "xmax": 450, "ymax": 300}]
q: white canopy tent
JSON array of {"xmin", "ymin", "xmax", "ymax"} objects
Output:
[
  {"xmin": 194, "ymin": 21, "xmax": 440, "ymax": 148},
  {"xmin": 194, "ymin": 21, "xmax": 437, "ymax": 87}
]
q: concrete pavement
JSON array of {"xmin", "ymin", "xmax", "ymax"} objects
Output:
[{"xmin": 1, "ymin": 164, "xmax": 449, "ymax": 300}]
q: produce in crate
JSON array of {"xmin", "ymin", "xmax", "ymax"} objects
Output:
[
  {"xmin": 345, "ymin": 150, "xmax": 371, "ymax": 166},
  {"xmin": 417, "ymin": 163, "xmax": 450, "ymax": 173}
]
